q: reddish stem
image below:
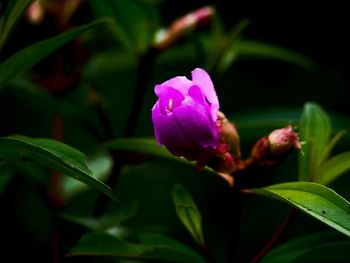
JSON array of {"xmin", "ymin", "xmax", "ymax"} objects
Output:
[
  {"xmin": 49, "ymin": 115, "xmax": 65, "ymax": 208},
  {"xmin": 250, "ymin": 209, "xmax": 298, "ymax": 263}
]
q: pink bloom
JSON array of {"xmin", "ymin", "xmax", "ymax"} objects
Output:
[{"xmin": 152, "ymin": 68, "xmax": 220, "ymax": 163}]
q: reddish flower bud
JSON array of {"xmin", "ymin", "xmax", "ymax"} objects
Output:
[
  {"xmin": 268, "ymin": 124, "xmax": 301, "ymax": 155},
  {"xmin": 250, "ymin": 124, "xmax": 301, "ymax": 166}
]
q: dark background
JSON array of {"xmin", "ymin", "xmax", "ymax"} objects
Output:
[{"xmin": 161, "ymin": 0, "xmax": 349, "ymax": 115}]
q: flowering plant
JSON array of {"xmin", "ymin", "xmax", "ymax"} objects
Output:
[{"xmin": 0, "ymin": 1, "xmax": 349, "ymax": 263}]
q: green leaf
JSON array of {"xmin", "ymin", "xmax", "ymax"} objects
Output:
[
  {"xmin": 62, "ymin": 152, "xmax": 113, "ymax": 200},
  {"xmin": 0, "ymin": 164, "xmax": 13, "ymax": 196},
  {"xmin": 139, "ymin": 233, "xmax": 206, "ymax": 263},
  {"xmin": 261, "ymin": 231, "xmax": 349, "ymax": 263},
  {"xmin": 60, "ymin": 201, "xmax": 138, "ymax": 232},
  {"xmin": 103, "ymin": 138, "xmax": 217, "ymax": 174},
  {"xmin": 0, "ymin": 135, "xmax": 118, "ymax": 202},
  {"xmin": 172, "ymin": 184, "xmax": 205, "ymax": 246},
  {"xmin": 0, "ymin": 0, "xmax": 32, "ymax": 50},
  {"xmin": 207, "ymin": 19, "xmax": 250, "ymax": 73},
  {"xmin": 0, "ymin": 19, "xmax": 110, "ymax": 89},
  {"xmin": 251, "ymin": 182, "xmax": 350, "ymax": 237},
  {"xmin": 88, "ymin": 0, "xmax": 156, "ymax": 53},
  {"xmin": 298, "ymin": 103, "xmax": 331, "ymax": 181},
  {"xmin": 233, "ymin": 40, "xmax": 317, "ymax": 70},
  {"xmin": 68, "ymin": 231, "xmax": 205, "ymax": 263},
  {"xmin": 317, "ymin": 151, "xmax": 350, "ymax": 185},
  {"xmin": 104, "ymin": 137, "xmax": 179, "ymax": 161},
  {"xmin": 320, "ymin": 129, "xmax": 347, "ymax": 164}
]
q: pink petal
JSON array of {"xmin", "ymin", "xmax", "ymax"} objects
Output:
[
  {"xmin": 191, "ymin": 68, "xmax": 219, "ymax": 121},
  {"xmin": 152, "ymin": 103, "xmax": 197, "ymax": 157},
  {"xmin": 155, "ymin": 76, "xmax": 193, "ymax": 96},
  {"xmin": 191, "ymin": 68, "xmax": 218, "ymax": 105},
  {"xmin": 156, "ymin": 86, "xmax": 185, "ymax": 114},
  {"xmin": 173, "ymin": 97, "xmax": 219, "ymax": 148}
]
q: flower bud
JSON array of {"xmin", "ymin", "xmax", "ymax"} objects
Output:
[
  {"xmin": 27, "ymin": 1, "xmax": 45, "ymax": 25},
  {"xmin": 153, "ymin": 6, "xmax": 215, "ymax": 49},
  {"xmin": 217, "ymin": 111, "xmax": 241, "ymax": 159},
  {"xmin": 250, "ymin": 124, "xmax": 301, "ymax": 166}
]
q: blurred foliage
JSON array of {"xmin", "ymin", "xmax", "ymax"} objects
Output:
[{"xmin": 0, "ymin": 0, "xmax": 349, "ymax": 262}]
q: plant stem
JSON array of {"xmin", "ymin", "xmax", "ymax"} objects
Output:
[
  {"xmin": 123, "ymin": 48, "xmax": 159, "ymax": 137},
  {"xmin": 249, "ymin": 208, "xmax": 299, "ymax": 263}
]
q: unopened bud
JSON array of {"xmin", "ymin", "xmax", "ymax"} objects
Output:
[
  {"xmin": 268, "ymin": 124, "xmax": 301, "ymax": 155},
  {"xmin": 217, "ymin": 111, "xmax": 241, "ymax": 159},
  {"xmin": 27, "ymin": 1, "xmax": 45, "ymax": 25},
  {"xmin": 154, "ymin": 6, "xmax": 215, "ymax": 49},
  {"xmin": 250, "ymin": 124, "xmax": 301, "ymax": 166},
  {"xmin": 206, "ymin": 112, "xmax": 241, "ymax": 175},
  {"xmin": 207, "ymin": 144, "xmax": 236, "ymax": 174}
]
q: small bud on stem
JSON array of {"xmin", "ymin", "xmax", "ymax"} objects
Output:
[
  {"xmin": 153, "ymin": 6, "xmax": 215, "ymax": 49},
  {"xmin": 250, "ymin": 124, "xmax": 301, "ymax": 166}
]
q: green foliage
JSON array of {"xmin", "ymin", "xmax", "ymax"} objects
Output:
[
  {"xmin": 317, "ymin": 152, "xmax": 350, "ymax": 185},
  {"xmin": 252, "ymin": 182, "xmax": 350, "ymax": 237},
  {"xmin": 172, "ymin": 184, "xmax": 205, "ymax": 247},
  {"xmin": 0, "ymin": 135, "xmax": 118, "ymax": 202},
  {"xmin": 233, "ymin": 40, "xmax": 318, "ymax": 70},
  {"xmin": 68, "ymin": 232, "xmax": 206, "ymax": 262},
  {"xmin": 88, "ymin": 0, "xmax": 157, "ymax": 54},
  {"xmin": 0, "ymin": 0, "xmax": 32, "ymax": 50},
  {"xmin": 0, "ymin": 19, "xmax": 110, "ymax": 88},
  {"xmin": 298, "ymin": 102, "xmax": 331, "ymax": 181},
  {"xmin": 261, "ymin": 231, "xmax": 350, "ymax": 263}
]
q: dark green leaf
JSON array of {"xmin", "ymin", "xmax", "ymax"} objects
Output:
[
  {"xmin": 104, "ymin": 137, "xmax": 178, "ymax": 160},
  {"xmin": 60, "ymin": 201, "xmax": 138, "ymax": 231},
  {"xmin": 0, "ymin": 164, "xmax": 13, "ymax": 196},
  {"xmin": 207, "ymin": 19, "xmax": 250, "ymax": 72},
  {"xmin": 88, "ymin": 0, "xmax": 132, "ymax": 51},
  {"xmin": 88, "ymin": 0, "xmax": 156, "ymax": 53},
  {"xmin": 251, "ymin": 182, "xmax": 350, "ymax": 237},
  {"xmin": 172, "ymin": 184, "xmax": 205, "ymax": 246},
  {"xmin": 139, "ymin": 233, "xmax": 206, "ymax": 263},
  {"xmin": 68, "ymin": 232, "xmax": 145, "ymax": 257},
  {"xmin": 0, "ymin": 19, "xmax": 111, "ymax": 88},
  {"xmin": 68, "ymin": 231, "xmax": 205, "ymax": 263},
  {"xmin": 62, "ymin": 152, "xmax": 113, "ymax": 200},
  {"xmin": 261, "ymin": 231, "xmax": 349, "ymax": 263},
  {"xmin": 0, "ymin": 0, "xmax": 32, "ymax": 50},
  {"xmin": 103, "ymin": 138, "xmax": 217, "ymax": 175},
  {"xmin": 317, "ymin": 151, "xmax": 350, "ymax": 185},
  {"xmin": 0, "ymin": 135, "xmax": 118, "ymax": 202},
  {"xmin": 233, "ymin": 40, "xmax": 317, "ymax": 70},
  {"xmin": 298, "ymin": 103, "xmax": 331, "ymax": 181}
]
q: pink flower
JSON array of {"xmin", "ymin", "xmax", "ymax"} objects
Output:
[{"xmin": 151, "ymin": 68, "xmax": 220, "ymax": 164}]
